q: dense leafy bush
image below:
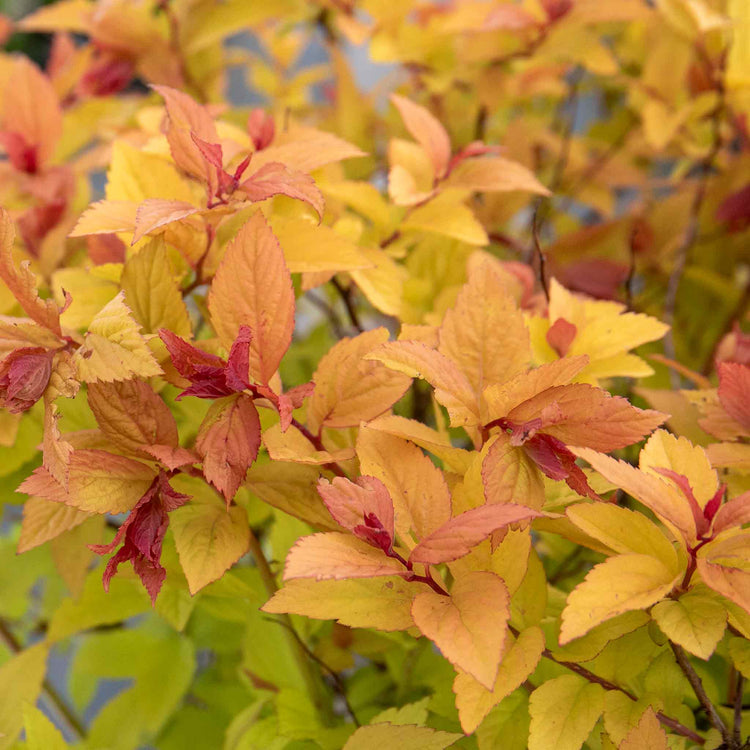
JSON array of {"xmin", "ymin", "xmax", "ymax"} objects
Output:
[{"xmin": 0, "ymin": 1, "xmax": 749, "ymax": 748}]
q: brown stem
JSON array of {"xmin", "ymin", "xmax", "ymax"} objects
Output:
[
  {"xmin": 670, "ymin": 641, "xmax": 730, "ymax": 745},
  {"xmin": 531, "ymin": 205, "xmax": 550, "ymax": 302},
  {"xmin": 247, "ymin": 529, "xmax": 334, "ymax": 725},
  {"xmin": 269, "ymin": 617, "xmax": 360, "ymax": 727},
  {"xmin": 289, "ymin": 418, "xmax": 347, "ymax": 478},
  {"xmin": 733, "ymin": 669, "xmax": 745, "ymax": 747},
  {"xmin": 663, "ymin": 76, "xmax": 725, "ymax": 384},
  {"xmin": 330, "ymin": 278, "xmax": 364, "ymax": 333},
  {"xmin": 0, "ymin": 618, "xmax": 86, "ymax": 742}
]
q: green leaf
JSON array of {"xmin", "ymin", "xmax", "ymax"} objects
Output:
[
  {"xmin": 651, "ymin": 588, "xmax": 727, "ymax": 659},
  {"xmin": 528, "ymin": 675, "xmax": 605, "ymax": 750},
  {"xmin": 0, "ymin": 644, "xmax": 48, "ymax": 750},
  {"xmin": 728, "ymin": 636, "xmax": 750, "ymax": 679},
  {"xmin": 342, "ymin": 723, "xmax": 462, "ymax": 749},
  {"xmin": 476, "ymin": 690, "xmax": 530, "ymax": 750},
  {"xmin": 371, "ymin": 698, "xmax": 431, "ymax": 726},
  {"xmin": 170, "ymin": 482, "xmax": 250, "ymax": 594}
]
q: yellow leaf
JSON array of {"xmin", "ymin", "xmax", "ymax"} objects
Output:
[
  {"xmin": 320, "ymin": 180, "xmax": 395, "ymax": 230},
  {"xmin": 560, "ymin": 554, "xmax": 680, "ymax": 644},
  {"xmin": 0, "ymin": 644, "xmax": 48, "ymax": 750},
  {"xmin": 245, "ymin": 461, "xmax": 338, "ymax": 531},
  {"xmin": 170, "ymin": 481, "xmax": 250, "ymax": 594},
  {"xmin": 271, "ymin": 217, "xmax": 372, "ymax": 273},
  {"xmin": 120, "ymin": 236, "xmax": 192, "ymax": 337},
  {"xmin": 566, "ymin": 504, "xmax": 678, "ymax": 569},
  {"xmin": 73, "ymin": 292, "xmax": 162, "ymax": 382},
  {"xmin": 208, "ymin": 213, "xmax": 295, "ymax": 384},
  {"xmin": 727, "ymin": 0, "xmax": 750, "ymax": 89},
  {"xmin": 105, "ymin": 140, "xmax": 198, "ymax": 204},
  {"xmin": 262, "ymin": 422, "xmax": 356, "ymax": 465},
  {"xmin": 307, "ymin": 328, "xmax": 411, "ymax": 433},
  {"xmin": 444, "ymin": 156, "xmax": 550, "ymax": 196},
  {"xmin": 574, "ymin": 447, "xmax": 698, "ymax": 545},
  {"xmin": 357, "ymin": 426, "xmax": 452, "ymax": 544},
  {"xmin": 250, "ymin": 123, "xmax": 366, "ymax": 174},
  {"xmin": 22, "ymin": 703, "xmax": 68, "ymax": 750},
  {"xmin": 528, "ymin": 675, "xmax": 605, "ymax": 750},
  {"xmin": 342, "ymin": 723, "xmax": 462, "ymax": 750},
  {"xmin": 412, "ymin": 571, "xmax": 509, "ymax": 690},
  {"xmin": 619, "ymin": 707, "xmax": 668, "ymax": 750},
  {"xmin": 651, "ymin": 589, "xmax": 727, "ymax": 659},
  {"xmin": 390, "ymin": 94, "xmax": 451, "ymax": 179},
  {"xmin": 262, "ymin": 576, "xmax": 419, "ymax": 632},
  {"xmin": 439, "ymin": 262, "xmax": 530, "ymax": 395},
  {"xmin": 453, "ymin": 626, "xmax": 545, "ymax": 734},
  {"xmin": 53, "ymin": 266, "xmax": 120, "ymax": 330},
  {"xmin": 18, "ymin": 497, "xmax": 91, "ymax": 552},
  {"xmin": 403, "ymin": 191, "xmax": 488, "ymax": 246},
  {"xmin": 18, "ymin": 0, "xmax": 92, "ymax": 33},
  {"xmin": 350, "ymin": 246, "xmax": 409, "ymax": 317},
  {"xmin": 639, "ymin": 430, "xmax": 718, "ymax": 508}
]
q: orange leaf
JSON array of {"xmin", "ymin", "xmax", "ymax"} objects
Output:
[
  {"xmin": 283, "ymin": 532, "xmax": 406, "ymax": 581},
  {"xmin": 391, "ymin": 94, "xmax": 451, "ymax": 179},
  {"xmin": 306, "ymin": 328, "xmax": 412, "ymax": 433},
  {"xmin": 131, "ymin": 199, "xmax": 201, "ymax": 244},
  {"xmin": 409, "ymin": 504, "xmax": 543, "ymax": 565},
  {"xmin": 0, "ymin": 57, "xmax": 62, "ymax": 168},
  {"xmin": 620, "ymin": 708, "xmax": 668, "ymax": 750},
  {"xmin": 208, "ymin": 212, "xmax": 295, "ymax": 385},
  {"xmin": 482, "ymin": 433, "xmax": 546, "ymax": 509},
  {"xmin": 412, "ymin": 571, "xmax": 509, "ymax": 690},
  {"xmin": 366, "ymin": 340, "xmax": 479, "ymax": 426},
  {"xmin": 0, "ymin": 209, "xmax": 63, "ymax": 336},
  {"xmin": 153, "ymin": 84, "xmax": 219, "ymax": 183},
  {"xmin": 318, "ymin": 476, "xmax": 395, "ymax": 539},
  {"xmin": 196, "ymin": 394, "xmax": 261, "ymax": 503},
  {"xmin": 444, "ymin": 156, "xmax": 550, "ymax": 195},
  {"xmin": 87, "ymin": 380, "xmax": 179, "ymax": 454},
  {"xmin": 357, "ymin": 426, "xmax": 452, "ymax": 544},
  {"xmin": 439, "ymin": 262, "xmax": 531, "ymax": 396}
]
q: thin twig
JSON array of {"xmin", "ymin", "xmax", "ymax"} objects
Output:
[
  {"xmin": 531, "ymin": 205, "xmax": 550, "ymax": 302},
  {"xmin": 290, "ymin": 418, "xmax": 348, "ymax": 478},
  {"xmin": 663, "ymin": 74, "xmax": 725, "ymax": 384},
  {"xmin": 670, "ymin": 641, "xmax": 730, "ymax": 745},
  {"xmin": 0, "ymin": 618, "xmax": 86, "ymax": 742},
  {"xmin": 247, "ymin": 529, "xmax": 334, "ymax": 726},
  {"xmin": 306, "ymin": 291, "xmax": 346, "ymax": 339},
  {"xmin": 268, "ymin": 617, "xmax": 361, "ymax": 727},
  {"xmin": 330, "ymin": 278, "xmax": 364, "ymax": 333},
  {"xmin": 733, "ymin": 670, "xmax": 745, "ymax": 747}
]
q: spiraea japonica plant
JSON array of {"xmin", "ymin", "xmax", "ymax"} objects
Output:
[{"xmin": 0, "ymin": 0, "xmax": 749, "ymax": 748}]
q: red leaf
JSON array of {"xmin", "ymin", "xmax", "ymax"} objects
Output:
[
  {"xmin": 0, "ymin": 347, "xmax": 55, "ymax": 413},
  {"xmin": 546, "ymin": 318, "xmax": 577, "ymax": 357},
  {"xmin": 90, "ymin": 473, "xmax": 189, "ymax": 604},
  {"xmin": 247, "ymin": 109, "xmax": 275, "ymax": 150}
]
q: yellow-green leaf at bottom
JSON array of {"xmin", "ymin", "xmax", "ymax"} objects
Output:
[
  {"xmin": 729, "ymin": 636, "xmax": 750, "ymax": 679},
  {"xmin": 651, "ymin": 588, "xmax": 727, "ymax": 659},
  {"xmin": 262, "ymin": 576, "xmax": 417, "ymax": 632},
  {"xmin": 454, "ymin": 626, "xmax": 545, "ymax": 733},
  {"xmin": 0, "ymin": 644, "xmax": 48, "ymax": 750},
  {"xmin": 342, "ymin": 723, "xmax": 461, "ymax": 750},
  {"xmin": 560, "ymin": 554, "xmax": 679, "ymax": 644},
  {"xmin": 170, "ymin": 498, "xmax": 250, "ymax": 594},
  {"xmin": 22, "ymin": 703, "xmax": 68, "ymax": 750},
  {"xmin": 528, "ymin": 674, "xmax": 605, "ymax": 750}
]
